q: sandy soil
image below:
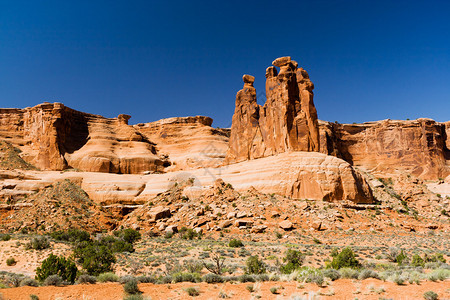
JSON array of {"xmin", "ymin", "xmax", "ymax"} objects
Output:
[{"xmin": 1, "ymin": 279, "xmax": 449, "ymax": 300}]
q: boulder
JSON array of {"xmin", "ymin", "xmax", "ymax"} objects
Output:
[
  {"xmin": 251, "ymin": 225, "xmax": 267, "ymax": 233},
  {"xmin": 279, "ymin": 220, "xmax": 293, "ymax": 230},
  {"xmin": 148, "ymin": 206, "xmax": 171, "ymax": 221}
]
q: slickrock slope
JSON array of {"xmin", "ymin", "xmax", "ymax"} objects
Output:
[
  {"xmin": 319, "ymin": 119, "xmax": 450, "ymax": 180},
  {"xmin": 0, "ymin": 103, "xmax": 166, "ymax": 174},
  {"xmin": 225, "ymin": 56, "xmax": 320, "ymax": 163},
  {"xmin": 0, "ymin": 152, "xmax": 373, "ymax": 205},
  {"xmin": 134, "ymin": 116, "xmax": 229, "ymax": 171}
]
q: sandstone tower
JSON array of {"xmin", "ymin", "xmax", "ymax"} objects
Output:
[{"xmin": 226, "ymin": 56, "xmax": 320, "ymax": 163}]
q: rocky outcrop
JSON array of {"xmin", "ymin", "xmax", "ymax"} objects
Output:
[
  {"xmin": 1, "ymin": 152, "xmax": 374, "ymax": 204},
  {"xmin": 135, "ymin": 116, "xmax": 229, "ymax": 171},
  {"xmin": 319, "ymin": 119, "xmax": 450, "ymax": 180},
  {"xmin": 0, "ymin": 103, "xmax": 166, "ymax": 174},
  {"xmin": 226, "ymin": 56, "xmax": 320, "ymax": 163}
]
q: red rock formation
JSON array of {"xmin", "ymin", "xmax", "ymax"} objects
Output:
[
  {"xmin": 135, "ymin": 116, "xmax": 230, "ymax": 171},
  {"xmin": 226, "ymin": 56, "xmax": 320, "ymax": 163},
  {"xmin": 0, "ymin": 103, "xmax": 166, "ymax": 174},
  {"xmin": 319, "ymin": 119, "xmax": 450, "ymax": 180}
]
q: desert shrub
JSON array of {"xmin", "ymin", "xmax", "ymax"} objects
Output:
[
  {"xmin": 427, "ymin": 269, "xmax": 450, "ymax": 281},
  {"xmin": 238, "ymin": 274, "xmax": 256, "ymax": 282},
  {"xmin": 228, "ymin": 239, "xmax": 244, "ymax": 248},
  {"xmin": 7, "ymin": 274, "xmax": 21, "ymax": 287},
  {"xmin": 99, "ymin": 236, "xmax": 134, "ymax": 253},
  {"xmin": 423, "ymin": 291, "xmax": 438, "ymax": 300},
  {"xmin": 245, "ymin": 256, "xmax": 266, "ymax": 274},
  {"xmin": 35, "ymin": 254, "xmax": 78, "ymax": 283},
  {"xmin": 256, "ymin": 274, "xmax": 269, "ymax": 281},
  {"xmin": 181, "ymin": 229, "xmax": 199, "ymax": 240},
  {"xmin": 136, "ymin": 275, "xmax": 156, "ymax": 283},
  {"xmin": 20, "ymin": 277, "xmax": 39, "ymax": 287},
  {"xmin": 280, "ymin": 249, "xmax": 304, "ymax": 274},
  {"xmin": 26, "ymin": 236, "xmax": 50, "ymax": 250},
  {"xmin": 184, "ymin": 260, "xmax": 203, "ymax": 273},
  {"xmin": 76, "ymin": 274, "xmax": 97, "ymax": 284},
  {"xmin": 329, "ymin": 247, "xmax": 361, "ymax": 269},
  {"xmin": 29, "ymin": 295, "xmax": 39, "ymax": 300},
  {"xmin": 74, "ymin": 241, "xmax": 116, "ymax": 276},
  {"xmin": 358, "ymin": 269, "xmax": 380, "ymax": 280},
  {"xmin": 323, "ymin": 269, "xmax": 340, "ymax": 281},
  {"xmin": 44, "ymin": 274, "xmax": 63, "ymax": 286},
  {"xmin": 6, "ymin": 257, "xmax": 16, "ymax": 266},
  {"xmin": 113, "ymin": 228, "xmax": 141, "ymax": 244},
  {"xmin": 411, "ymin": 254, "xmax": 425, "ymax": 267},
  {"xmin": 97, "ymin": 272, "xmax": 119, "ymax": 282},
  {"xmin": 424, "ymin": 253, "xmax": 446, "ymax": 264},
  {"xmin": 0, "ymin": 234, "xmax": 11, "ymax": 241},
  {"xmin": 123, "ymin": 278, "xmax": 141, "ymax": 295},
  {"xmin": 270, "ymin": 287, "xmax": 278, "ymax": 294},
  {"xmin": 246, "ymin": 284, "xmax": 254, "ymax": 292},
  {"xmin": 305, "ymin": 272, "xmax": 324, "ymax": 286},
  {"xmin": 119, "ymin": 275, "xmax": 136, "ymax": 284},
  {"xmin": 173, "ymin": 272, "xmax": 200, "ymax": 283},
  {"xmin": 159, "ymin": 275, "xmax": 172, "ymax": 284},
  {"xmin": 408, "ymin": 271, "xmax": 424, "ymax": 284},
  {"xmin": 202, "ymin": 273, "xmax": 224, "ymax": 283},
  {"xmin": 386, "ymin": 247, "xmax": 400, "ymax": 262},
  {"xmin": 396, "ymin": 250, "xmax": 408, "ymax": 265},
  {"xmin": 339, "ymin": 267, "xmax": 360, "ymax": 279},
  {"xmin": 185, "ymin": 286, "xmax": 199, "ymax": 296},
  {"xmin": 392, "ymin": 273, "xmax": 406, "ymax": 285},
  {"xmin": 50, "ymin": 229, "xmax": 90, "ymax": 243}
]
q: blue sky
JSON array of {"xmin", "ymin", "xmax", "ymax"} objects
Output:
[{"xmin": 1, "ymin": 0, "xmax": 449, "ymax": 127}]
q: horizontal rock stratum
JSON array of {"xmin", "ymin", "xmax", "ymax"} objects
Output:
[{"xmin": 0, "ymin": 152, "xmax": 373, "ymax": 204}]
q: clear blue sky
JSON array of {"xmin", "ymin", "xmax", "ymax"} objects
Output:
[{"xmin": 1, "ymin": 0, "xmax": 449, "ymax": 127}]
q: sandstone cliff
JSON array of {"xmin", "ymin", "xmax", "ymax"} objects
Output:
[
  {"xmin": 319, "ymin": 119, "xmax": 450, "ymax": 180},
  {"xmin": 0, "ymin": 103, "xmax": 166, "ymax": 174},
  {"xmin": 134, "ymin": 116, "xmax": 229, "ymax": 171},
  {"xmin": 225, "ymin": 56, "xmax": 320, "ymax": 163}
]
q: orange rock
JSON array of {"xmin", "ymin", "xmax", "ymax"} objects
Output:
[{"xmin": 225, "ymin": 57, "xmax": 320, "ymax": 164}]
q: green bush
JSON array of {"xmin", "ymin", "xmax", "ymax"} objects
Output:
[
  {"xmin": 411, "ymin": 254, "xmax": 425, "ymax": 267},
  {"xmin": 329, "ymin": 247, "xmax": 361, "ymax": 269},
  {"xmin": 36, "ymin": 254, "xmax": 78, "ymax": 283},
  {"xmin": 44, "ymin": 274, "xmax": 63, "ymax": 286},
  {"xmin": 115, "ymin": 228, "xmax": 141, "ymax": 244},
  {"xmin": 423, "ymin": 291, "xmax": 438, "ymax": 300},
  {"xmin": 20, "ymin": 277, "xmax": 38, "ymax": 287},
  {"xmin": 185, "ymin": 287, "xmax": 199, "ymax": 296},
  {"xmin": 30, "ymin": 295, "xmax": 39, "ymax": 300},
  {"xmin": 228, "ymin": 239, "xmax": 244, "ymax": 248},
  {"xmin": 0, "ymin": 234, "xmax": 11, "ymax": 241},
  {"xmin": 238, "ymin": 274, "xmax": 256, "ymax": 282},
  {"xmin": 339, "ymin": 267, "xmax": 360, "ymax": 279},
  {"xmin": 424, "ymin": 253, "xmax": 446, "ymax": 264},
  {"xmin": 74, "ymin": 242, "xmax": 117, "ymax": 276},
  {"xmin": 245, "ymin": 256, "xmax": 266, "ymax": 274},
  {"xmin": 123, "ymin": 278, "xmax": 141, "ymax": 295},
  {"xmin": 280, "ymin": 249, "xmax": 304, "ymax": 274},
  {"xmin": 396, "ymin": 250, "xmax": 408, "ymax": 265},
  {"xmin": 358, "ymin": 269, "xmax": 380, "ymax": 280},
  {"xmin": 173, "ymin": 272, "xmax": 200, "ymax": 283},
  {"xmin": 97, "ymin": 272, "xmax": 119, "ymax": 282},
  {"xmin": 123, "ymin": 295, "xmax": 144, "ymax": 300},
  {"xmin": 6, "ymin": 257, "xmax": 16, "ymax": 266},
  {"xmin": 26, "ymin": 236, "xmax": 51, "ymax": 250},
  {"xmin": 50, "ymin": 229, "xmax": 91, "ymax": 243},
  {"xmin": 76, "ymin": 274, "xmax": 97, "ymax": 284},
  {"xmin": 202, "ymin": 273, "xmax": 224, "ymax": 283},
  {"xmin": 322, "ymin": 269, "xmax": 340, "ymax": 281}
]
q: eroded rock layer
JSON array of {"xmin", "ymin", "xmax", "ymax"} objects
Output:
[
  {"xmin": 0, "ymin": 103, "xmax": 165, "ymax": 174},
  {"xmin": 134, "ymin": 116, "xmax": 229, "ymax": 171},
  {"xmin": 226, "ymin": 56, "xmax": 320, "ymax": 163},
  {"xmin": 319, "ymin": 119, "xmax": 450, "ymax": 180}
]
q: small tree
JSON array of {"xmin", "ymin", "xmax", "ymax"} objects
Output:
[
  {"xmin": 35, "ymin": 254, "xmax": 78, "ymax": 283},
  {"xmin": 280, "ymin": 249, "xmax": 304, "ymax": 274},
  {"xmin": 203, "ymin": 253, "xmax": 226, "ymax": 275},
  {"xmin": 411, "ymin": 254, "xmax": 425, "ymax": 267},
  {"xmin": 329, "ymin": 247, "xmax": 361, "ymax": 269},
  {"xmin": 245, "ymin": 256, "xmax": 266, "ymax": 274}
]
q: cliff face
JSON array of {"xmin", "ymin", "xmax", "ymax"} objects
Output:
[
  {"xmin": 319, "ymin": 119, "xmax": 450, "ymax": 180},
  {"xmin": 225, "ymin": 56, "xmax": 320, "ymax": 163},
  {"xmin": 134, "ymin": 116, "xmax": 230, "ymax": 171},
  {"xmin": 0, "ymin": 103, "xmax": 166, "ymax": 174}
]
